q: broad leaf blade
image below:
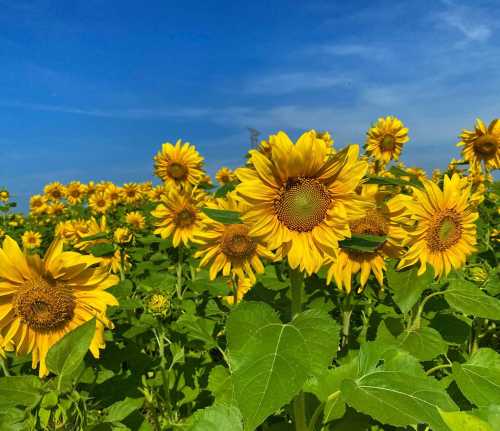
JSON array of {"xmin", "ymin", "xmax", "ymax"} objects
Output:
[
  {"xmin": 444, "ymin": 278, "xmax": 500, "ymax": 319},
  {"xmin": 0, "ymin": 376, "xmax": 42, "ymax": 408},
  {"xmin": 187, "ymin": 404, "xmax": 243, "ymax": 431},
  {"xmin": 201, "ymin": 208, "xmax": 242, "ymax": 224}
]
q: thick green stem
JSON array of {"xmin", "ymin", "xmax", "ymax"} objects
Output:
[
  {"xmin": 425, "ymin": 363, "xmax": 452, "ymax": 376},
  {"xmin": 341, "ymin": 293, "xmax": 353, "ymax": 349},
  {"xmin": 411, "ymin": 290, "xmax": 446, "ymax": 330},
  {"xmin": 290, "ymin": 268, "xmax": 307, "ymax": 431}
]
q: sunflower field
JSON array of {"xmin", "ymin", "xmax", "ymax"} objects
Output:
[{"xmin": 0, "ymin": 117, "xmax": 499, "ymax": 431}]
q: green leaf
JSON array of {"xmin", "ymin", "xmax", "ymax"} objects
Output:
[
  {"xmin": 255, "ymin": 265, "xmax": 288, "ymax": 291},
  {"xmin": 89, "ymin": 242, "xmax": 115, "ymax": 257},
  {"xmin": 231, "ymin": 323, "xmax": 310, "ymax": 431},
  {"xmin": 0, "ymin": 408, "xmax": 26, "ymax": 431},
  {"xmin": 452, "ymin": 348, "xmax": 500, "ymax": 407},
  {"xmin": 386, "ymin": 265, "xmax": 434, "ymax": 314},
  {"xmin": 187, "ymin": 404, "xmax": 243, "ymax": 431},
  {"xmin": 214, "ymin": 181, "xmax": 238, "ymax": 197},
  {"xmin": 439, "ymin": 409, "xmax": 494, "ymax": 431},
  {"xmin": 104, "ymin": 397, "xmax": 144, "ymax": 423},
  {"xmin": 226, "ymin": 301, "xmax": 280, "ymax": 368},
  {"xmin": 341, "ymin": 371, "xmax": 457, "ymax": 431},
  {"xmin": 366, "ymin": 175, "xmax": 417, "ymax": 188},
  {"xmin": 176, "ymin": 314, "xmax": 217, "ymax": 348},
  {"xmin": 397, "ymin": 326, "xmax": 448, "ymax": 361},
  {"xmin": 201, "ymin": 208, "xmax": 242, "ymax": 224},
  {"xmin": 474, "ymin": 405, "xmax": 500, "ymax": 430},
  {"xmin": 79, "ymin": 232, "xmax": 109, "ymax": 241},
  {"xmin": 292, "ymin": 309, "xmax": 341, "ymax": 375},
  {"xmin": 208, "ymin": 366, "xmax": 234, "ymax": 405},
  {"xmin": 46, "ymin": 318, "xmax": 96, "ymax": 388},
  {"xmin": 444, "ymin": 278, "xmax": 500, "ymax": 319},
  {"xmin": 339, "ymin": 234, "xmax": 387, "ymax": 252},
  {"xmin": 0, "ymin": 376, "xmax": 42, "ymax": 408}
]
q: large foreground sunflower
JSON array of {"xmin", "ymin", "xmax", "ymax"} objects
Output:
[
  {"xmin": 151, "ymin": 187, "xmax": 207, "ymax": 247},
  {"xmin": 365, "ymin": 116, "xmax": 409, "ymax": 164},
  {"xmin": 457, "ymin": 118, "xmax": 500, "ymax": 172},
  {"xmin": 193, "ymin": 192, "xmax": 274, "ymax": 282},
  {"xmin": 326, "ymin": 186, "xmax": 408, "ymax": 293},
  {"xmin": 154, "ymin": 139, "xmax": 204, "ymax": 188},
  {"xmin": 0, "ymin": 236, "xmax": 118, "ymax": 377},
  {"xmin": 236, "ymin": 130, "xmax": 369, "ymax": 275},
  {"xmin": 397, "ymin": 174, "xmax": 478, "ymax": 278}
]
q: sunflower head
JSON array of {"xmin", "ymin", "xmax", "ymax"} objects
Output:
[
  {"xmin": 44, "ymin": 182, "xmax": 67, "ymax": 201},
  {"xmin": 216, "ymin": 167, "xmax": 236, "ymax": 185},
  {"xmin": 89, "ymin": 191, "xmax": 111, "ymax": 214},
  {"xmin": 457, "ymin": 118, "xmax": 500, "ymax": 172},
  {"xmin": 0, "ymin": 190, "xmax": 9, "ymax": 202},
  {"xmin": 126, "ymin": 211, "xmax": 146, "ymax": 230},
  {"xmin": 21, "ymin": 230, "xmax": 42, "ymax": 249},
  {"xmin": 0, "ymin": 236, "xmax": 118, "ymax": 377},
  {"xmin": 154, "ymin": 139, "xmax": 205, "ymax": 188},
  {"xmin": 30, "ymin": 195, "xmax": 47, "ymax": 215},
  {"xmin": 397, "ymin": 173, "xmax": 478, "ymax": 278},
  {"xmin": 236, "ymin": 130, "xmax": 370, "ymax": 275},
  {"xmin": 66, "ymin": 181, "xmax": 87, "ymax": 205},
  {"xmin": 365, "ymin": 116, "xmax": 409, "ymax": 164}
]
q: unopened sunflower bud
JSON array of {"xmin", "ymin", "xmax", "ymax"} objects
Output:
[
  {"xmin": 467, "ymin": 266, "xmax": 488, "ymax": 284},
  {"xmin": 147, "ymin": 294, "xmax": 170, "ymax": 317}
]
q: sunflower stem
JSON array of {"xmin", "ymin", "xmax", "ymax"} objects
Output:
[
  {"xmin": 176, "ymin": 246, "xmax": 184, "ymax": 299},
  {"xmin": 0, "ymin": 359, "xmax": 10, "ymax": 376},
  {"xmin": 290, "ymin": 267, "xmax": 307, "ymax": 431},
  {"xmin": 341, "ymin": 292, "xmax": 353, "ymax": 349}
]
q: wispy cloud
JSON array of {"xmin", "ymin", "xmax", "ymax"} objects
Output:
[
  {"xmin": 433, "ymin": 1, "xmax": 494, "ymax": 45},
  {"xmin": 243, "ymin": 71, "xmax": 353, "ymax": 95},
  {"xmin": 306, "ymin": 43, "xmax": 392, "ymax": 62}
]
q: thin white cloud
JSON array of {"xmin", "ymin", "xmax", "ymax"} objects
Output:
[{"xmin": 243, "ymin": 71, "xmax": 353, "ymax": 95}]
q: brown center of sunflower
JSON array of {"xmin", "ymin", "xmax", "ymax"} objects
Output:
[
  {"xmin": 51, "ymin": 190, "xmax": 62, "ymax": 199},
  {"xmin": 426, "ymin": 209, "xmax": 462, "ymax": 252},
  {"xmin": 14, "ymin": 277, "xmax": 75, "ymax": 331},
  {"xmin": 175, "ymin": 208, "xmax": 196, "ymax": 227},
  {"xmin": 221, "ymin": 224, "xmax": 256, "ymax": 258},
  {"xmin": 347, "ymin": 210, "xmax": 389, "ymax": 258},
  {"xmin": 274, "ymin": 177, "xmax": 331, "ymax": 232},
  {"xmin": 168, "ymin": 162, "xmax": 188, "ymax": 180},
  {"xmin": 381, "ymin": 135, "xmax": 396, "ymax": 151},
  {"xmin": 474, "ymin": 135, "xmax": 498, "ymax": 157}
]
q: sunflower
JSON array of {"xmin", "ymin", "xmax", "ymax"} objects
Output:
[
  {"xmin": 235, "ymin": 130, "xmax": 370, "ymax": 275},
  {"xmin": 215, "ymin": 167, "xmax": 236, "ymax": 185},
  {"xmin": 125, "ymin": 211, "xmax": 146, "ymax": 230},
  {"xmin": 154, "ymin": 139, "xmax": 204, "ymax": 188},
  {"xmin": 21, "ymin": 231, "xmax": 42, "ymax": 250},
  {"xmin": 151, "ymin": 187, "xmax": 206, "ymax": 247},
  {"xmin": 457, "ymin": 118, "xmax": 500, "ymax": 172},
  {"xmin": 397, "ymin": 174, "xmax": 478, "ymax": 278},
  {"xmin": 365, "ymin": 116, "xmax": 409, "ymax": 164},
  {"xmin": 0, "ymin": 190, "xmax": 9, "ymax": 202},
  {"xmin": 104, "ymin": 184, "xmax": 123, "ymax": 205},
  {"xmin": 149, "ymin": 185, "xmax": 167, "ymax": 202},
  {"xmin": 66, "ymin": 181, "xmax": 87, "ymax": 205},
  {"xmin": 44, "ymin": 182, "xmax": 66, "ymax": 201},
  {"xmin": 30, "ymin": 195, "xmax": 47, "ymax": 215},
  {"xmin": 73, "ymin": 217, "xmax": 108, "ymax": 251},
  {"xmin": 114, "ymin": 227, "xmax": 132, "ymax": 245},
  {"xmin": 193, "ymin": 192, "xmax": 274, "ymax": 282},
  {"xmin": 326, "ymin": 186, "xmax": 408, "ymax": 293},
  {"xmin": 89, "ymin": 191, "xmax": 112, "ymax": 214},
  {"xmin": 0, "ymin": 236, "xmax": 118, "ymax": 377},
  {"xmin": 46, "ymin": 202, "xmax": 66, "ymax": 217},
  {"xmin": 122, "ymin": 183, "xmax": 142, "ymax": 205}
]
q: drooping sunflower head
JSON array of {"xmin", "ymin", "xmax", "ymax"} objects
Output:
[
  {"xmin": 0, "ymin": 236, "xmax": 119, "ymax": 377},
  {"xmin": 44, "ymin": 182, "xmax": 67, "ymax": 201},
  {"xmin": 397, "ymin": 173, "xmax": 478, "ymax": 278},
  {"xmin": 236, "ymin": 130, "xmax": 370, "ymax": 275},
  {"xmin": 66, "ymin": 181, "xmax": 87, "ymax": 205},
  {"xmin": 194, "ymin": 192, "xmax": 274, "ymax": 282},
  {"xmin": 154, "ymin": 139, "xmax": 204, "ymax": 188},
  {"xmin": 151, "ymin": 186, "xmax": 207, "ymax": 247},
  {"xmin": 365, "ymin": 116, "xmax": 409, "ymax": 164},
  {"xmin": 457, "ymin": 118, "xmax": 500, "ymax": 172},
  {"xmin": 216, "ymin": 167, "xmax": 236, "ymax": 185},
  {"xmin": 21, "ymin": 230, "xmax": 42, "ymax": 250}
]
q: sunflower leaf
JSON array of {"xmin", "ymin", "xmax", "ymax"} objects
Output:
[
  {"xmin": 201, "ymin": 208, "xmax": 242, "ymax": 224},
  {"xmin": 46, "ymin": 318, "xmax": 96, "ymax": 391},
  {"xmin": 339, "ymin": 234, "xmax": 386, "ymax": 252},
  {"xmin": 0, "ymin": 376, "xmax": 43, "ymax": 409}
]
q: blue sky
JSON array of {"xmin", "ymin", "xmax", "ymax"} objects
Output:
[{"xmin": 1, "ymin": 0, "xmax": 499, "ymax": 209}]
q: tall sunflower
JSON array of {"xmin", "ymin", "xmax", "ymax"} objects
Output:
[
  {"xmin": 457, "ymin": 118, "xmax": 500, "ymax": 172},
  {"xmin": 154, "ymin": 139, "xmax": 204, "ymax": 188},
  {"xmin": 397, "ymin": 174, "xmax": 478, "ymax": 278},
  {"xmin": 66, "ymin": 181, "xmax": 87, "ymax": 205},
  {"xmin": 21, "ymin": 231, "xmax": 42, "ymax": 250},
  {"xmin": 30, "ymin": 195, "xmax": 47, "ymax": 215},
  {"xmin": 326, "ymin": 186, "xmax": 408, "ymax": 293},
  {"xmin": 193, "ymin": 192, "xmax": 274, "ymax": 282},
  {"xmin": 151, "ymin": 187, "xmax": 207, "ymax": 247},
  {"xmin": 215, "ymin": 167, "xmax": 236, "ymax": 185},
  {"xmin": 0, "ymin": 236, "xmax": 118, "ymax": 377},
  {"xmin": 365, "ymin": 116, "xmax": 409, "ymax": 164},
  {"xmin": 122, "ymin": 183, "xmax": 142, "ymax": 205},
  {"xmin": 88, "ymin": 191, "xmax": 112, "ymax": 214},
  {"xmin": 235, "ymin": 130, "xmax": 369, "ymax": 275}
]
